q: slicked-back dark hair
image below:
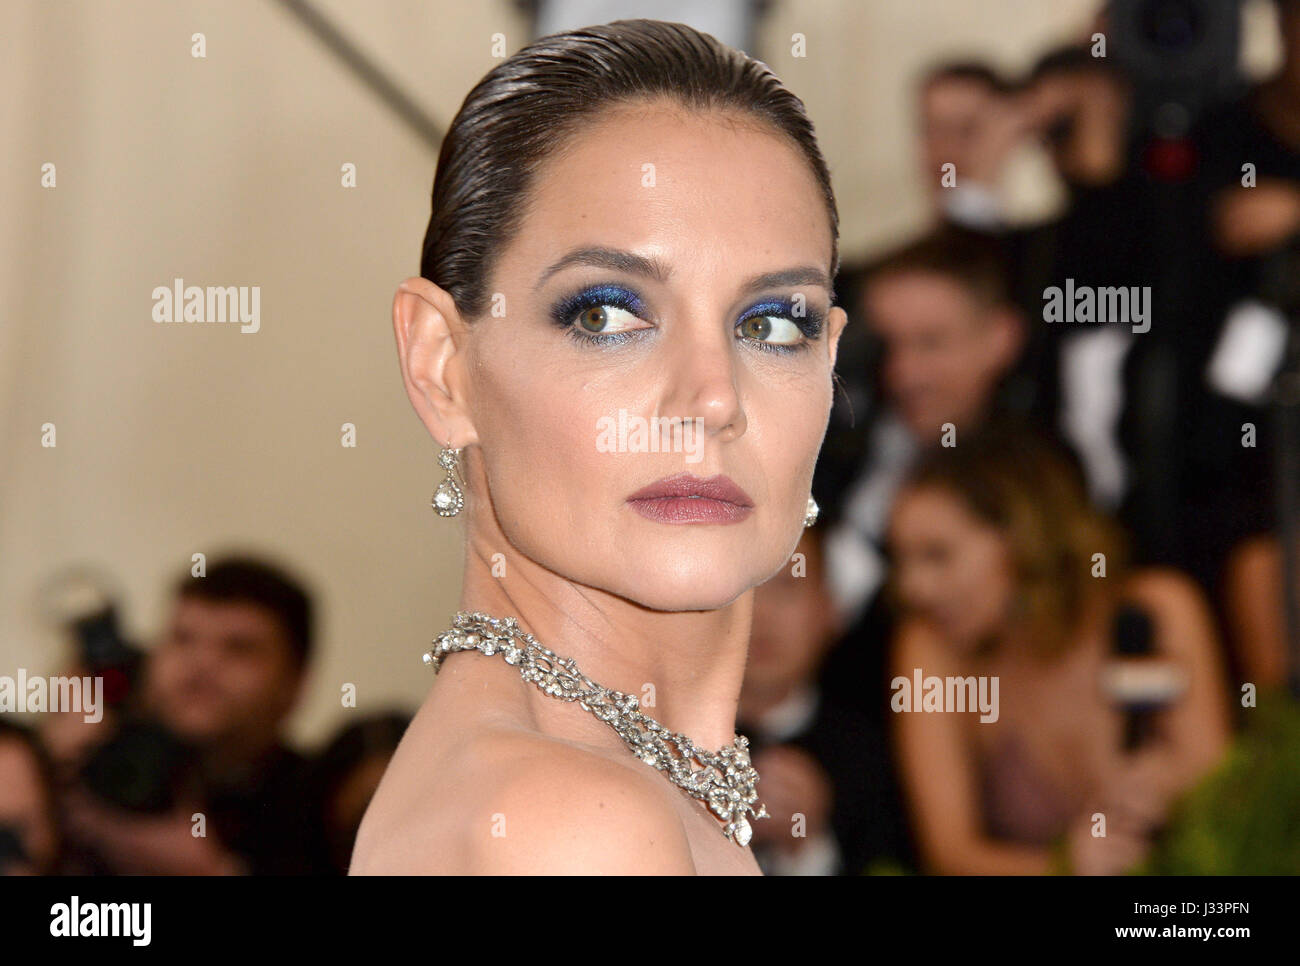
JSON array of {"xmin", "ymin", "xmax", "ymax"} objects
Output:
[
  {"xmin": 420, "ymin": 18, "xmax": 839, "ymax": 321},
  {"xmin": 174, "ymin": 556, "xmax": 314, "ymax": 672}
]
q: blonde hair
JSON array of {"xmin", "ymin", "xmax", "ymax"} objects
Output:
[{"xmin": 899, "ymin": 425, "xmax": 1126, "ymax": 658}]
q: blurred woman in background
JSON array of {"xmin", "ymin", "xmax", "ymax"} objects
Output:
[{"xmin": 887, "ymin": 428, "xmax": 1230, "ymax": 874}]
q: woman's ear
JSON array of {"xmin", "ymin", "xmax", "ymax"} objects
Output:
[
  {"xmin": 392, "ymin": 277, "xmax": 480, "ymax": 448},
  {"xmin": 825, "ymin": 305, "xmax": 849, "ymax": 371}
]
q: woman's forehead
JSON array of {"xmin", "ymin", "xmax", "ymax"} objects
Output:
[{"xmin": 504, "ymin": 110, "xmax": 833, "ymax": 278}]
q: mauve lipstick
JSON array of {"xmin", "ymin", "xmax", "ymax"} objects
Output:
[{"xmin": 626, "ymin": 472, "xmax": 754, "ymax": 524}]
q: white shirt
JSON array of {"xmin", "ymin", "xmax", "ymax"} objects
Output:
[
  {"xmin": 823, "ymin": 411, "xmax": 918, "ymax": 626},
  {"xmin": 752, "ymin": 684, "xmax": 843, "ymax": 875}
]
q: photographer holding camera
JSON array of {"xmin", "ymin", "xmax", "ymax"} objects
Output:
[{"xmin": 49, "ymin": 557, "xmax": 331, "ymax": 875}]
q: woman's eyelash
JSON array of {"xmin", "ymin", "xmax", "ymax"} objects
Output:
[
  {"xmin": 548, "ymin": 284, "xmax": 824, "ymax": 351},
  {"xmin": 549, "ymin": 284, "xmax": 648, "ymax": 346},
  {"xmin": 737, "ymin": 299, "xmax": 825, "ymax": 354}
]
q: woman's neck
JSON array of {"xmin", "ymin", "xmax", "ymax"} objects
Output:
[{"xmin": 456, "ymin": 528, "xmax": 753, "ymax": 752}]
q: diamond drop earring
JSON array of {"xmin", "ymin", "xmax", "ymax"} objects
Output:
[
  {"xmin": 432, "ymin": 446, "xmax": 464, "ymax": 517},
  {"xmin": 804, "ymin": 495, "xmax": 819, "ymax": 528}
]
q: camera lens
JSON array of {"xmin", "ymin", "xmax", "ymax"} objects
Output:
[{"xmin": 1139, "ymin": 0, "xmax": 1203, "ymax": 53}]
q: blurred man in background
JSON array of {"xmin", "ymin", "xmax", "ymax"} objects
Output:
[
  {"xmin": 739, "ymin": 524, "xmax": 913, "ymax": 875},
  {"xmin": 816, "ymin": 229, "xmax": 1043, "ymax": 731},
  {"xmin": 1194, "ymin": 0, "xmax": 1300, "ymax": 684},
  {"xmin": 57, "ymin": 557, "xmax": 332, "ymax": 874},
  {"xmin": 918, "ymin": 62, "xmax": 1021, "ymax": 231},
  {"xmin": 821, "ymin": 229, "xmax": 1028, "ymax": 630}
]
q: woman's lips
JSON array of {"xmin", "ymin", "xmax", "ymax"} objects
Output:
[{"xmin": 626, "ymin": 473, "xmax": 754, "ymax": 525}]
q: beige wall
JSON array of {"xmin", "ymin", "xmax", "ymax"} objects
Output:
[{"xmin": 2, "ymin": 0, "xmax": 1104, "ymax": 749}]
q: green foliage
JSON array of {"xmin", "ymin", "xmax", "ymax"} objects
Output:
[
  {"xmin": 863, "ymin": 856, "xmax": 911, "ymax": 875},
  {"xmin": 1138, "ymin": 691, "xmax": 1300, "ymax": 874}
]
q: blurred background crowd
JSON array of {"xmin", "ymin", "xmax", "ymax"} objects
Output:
[
  {"xmin": 763, "ymin": 0, "xmax": 1300, "ymax": 875},
  {"xmin": 3, "ymin": 0, "xmax": 1298, "ymax": 875}
]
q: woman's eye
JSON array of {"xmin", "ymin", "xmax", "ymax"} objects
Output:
[
  {"xmin": 736, "ymin": 314, "xmax": 803, "ymax": 345},
  {"xmin": 573, "ymin": 304, "xmax": 647, "ymax": 335}
]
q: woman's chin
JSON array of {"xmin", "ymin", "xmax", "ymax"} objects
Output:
[
  {"xmin": 943, "ymin": 622, "xmax": 990, "ymax": 655},
  {"xmin": 607, "ymin": 575, "xmax": 755, "ymax": 613}
]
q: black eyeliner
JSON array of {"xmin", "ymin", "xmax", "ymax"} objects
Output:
[{"xmin": 548, "ymin": 283, "xmax": 824, "ymax": 352}]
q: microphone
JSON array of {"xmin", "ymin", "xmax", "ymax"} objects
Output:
[{"xmin": 1100, "ymin": 604, "xmax": 1188, "ymax": 751}]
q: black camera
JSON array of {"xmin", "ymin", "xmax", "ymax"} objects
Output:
[
  {"xmin": 1109, "ymin": 0, "xmax": 1246, "ymax": 132},
  {"xmin": 68, "ymin": 605, "xmax": 144, "ymax": 709},
  {"xmin": 78, "ymin": 717, "xmax": 198, "ymax": 814}
]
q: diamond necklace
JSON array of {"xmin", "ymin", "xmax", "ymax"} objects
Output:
[{"xmin": 423, "ymin": 610, "xmax": 768, "ymax": 847}]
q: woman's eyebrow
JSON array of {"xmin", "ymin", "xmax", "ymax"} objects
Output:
[
  {"xmin": 738, "ymin": 266, "xmax": 831, "ymax": 296},
  {"xmin": 534, "ymin": 247, "xmax": 670, "ymax": 291},
  {"xmin": 534, "ymin": 247, "xmax": 830, "ymax": 297}
]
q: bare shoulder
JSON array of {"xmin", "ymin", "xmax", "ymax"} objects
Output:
[
  {"xmin": 1123, "ymin": 565, "xmax": 1207, "ymax": 610},
  {"xmin": 352, "ymin": 723, "xmax": 696, "ymax": 875},
  {"xmin": 466, "ymin": 732, "xmax": 698, "ymax": 874},
  {"xmin": 892, "ymin": 615, "xmax": 960, "ymax": 674}
]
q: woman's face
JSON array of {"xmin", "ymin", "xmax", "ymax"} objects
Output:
[
  {"xmin": 888, "ymin": 484, "xmax": 1014, "ymax": 650},
  {"xmin": 456, "ymin": 100, "xmax": 846, "ymax": 610}
]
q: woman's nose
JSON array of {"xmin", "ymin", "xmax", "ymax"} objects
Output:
[
  {"xmin": 898, "ymin": 563, "xmax": 938, "ymax": 612},
  {"xmin": 660, "ymin": 316, "xmax": 747, "ymax": 442}
]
